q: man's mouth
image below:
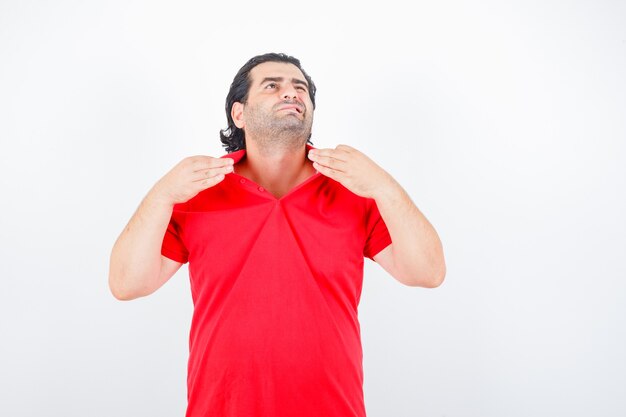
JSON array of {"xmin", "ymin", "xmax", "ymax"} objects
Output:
[{"xmin": 277, "ymin": 103, "xmax": 304, "ymax": 114}]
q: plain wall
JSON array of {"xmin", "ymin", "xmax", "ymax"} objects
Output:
[{"xmin": 1, "ymin": 0, "xmax": 625, "ymax": 416}]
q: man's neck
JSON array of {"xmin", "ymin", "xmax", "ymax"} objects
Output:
[{"xmin": 235, "ymin": 139, "xmax": 316, "ymax": 199}]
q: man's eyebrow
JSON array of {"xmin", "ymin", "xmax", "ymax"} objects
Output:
[
  {"xmin": 260, "ymin": 77, "xmax": 309, "ymax": 89},
  {"xmin": 292, "ymin": 78, "xmax": 309, "ymax": 89}
]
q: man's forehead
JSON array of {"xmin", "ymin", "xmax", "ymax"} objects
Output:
[{"xmin": 250, "ymin": 62, "xmax": 305, "ymax": 84}]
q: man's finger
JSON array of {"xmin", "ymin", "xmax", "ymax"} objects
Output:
[
  {"xmin": 192, "ymin": 157, "xmax": 234, "ymax": 172},
  {"xmin": 335, "ymin": 144, "xmax": 355, "ymax": 153},
  {"xmin": 197, "ymin": 174, "xmax": 226, "ymax": 189},
  {"xmin": 192, "ymin": 165, "xmax": 234, "ymax": 182},
  {"xmin": 308, "ymin": 148, "xmax": 348, "ymax": 162},
  {"xmin": 308, "ymin": 154, "xmax": 347, "ymax": 173},
  {"xmin": 312, "ymin": 161, "xmax": 343, "ymax": 181}
]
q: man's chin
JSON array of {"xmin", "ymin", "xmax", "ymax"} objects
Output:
[
  {"xmin": 273, "ymin": 118, "xmax": 309, "ymax": 132},
  {"xmin": 268, "ymin": 125, "xmax": 311, "ymax": 141},
  {"xmin": 249, "ymin": 118, "xmax": 312, "ymax": 142}
]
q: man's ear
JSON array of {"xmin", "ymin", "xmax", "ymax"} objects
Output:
[{"xmin": 231, "ymin": 102, "xmax": 245, "ymax": 129}]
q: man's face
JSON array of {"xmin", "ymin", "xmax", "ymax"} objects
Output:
[{"xmin": 234, "ymin": 61, "xmax": 314, "ymax": 146}]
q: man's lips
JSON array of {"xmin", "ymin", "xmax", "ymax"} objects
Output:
[{"xmin": 277, "ymin": 104, "xmax": 303, "ymax": 114}]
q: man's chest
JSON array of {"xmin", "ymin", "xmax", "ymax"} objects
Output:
[{"xmin": 180, "ymin": 199, "xmax": 367, "ymax": 292}]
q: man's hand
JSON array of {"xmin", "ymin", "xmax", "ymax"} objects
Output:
[
  {"xmin": 151, "ymin": 156, "xmax": 234, "ymax": 205},
  {"xmin": 109, "ymin": 155, "xmax": 233, "ymax": 300},
  {"xmin": 307, "ymin": 144, "xmax": 393, "ymax": 199}
]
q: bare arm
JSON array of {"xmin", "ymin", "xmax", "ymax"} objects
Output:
[
  {"xmin": 108, "ymin": 156, "xmax": 234, "ymax": 300},
  {"xmin": 371, "ymin": 181, "xmax": 446, "ymax": 288},
  {"xmin": 109, "ymin": 191, "xmax": 180, "ymax": 300}
]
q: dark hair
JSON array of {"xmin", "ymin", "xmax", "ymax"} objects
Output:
[{"xmin": 219, "ymin": 53, "xmax": 317, "ymax": 153}]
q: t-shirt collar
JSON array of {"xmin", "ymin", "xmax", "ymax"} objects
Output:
[{"xmin": 221, "ymin": 144, "xmax": 316, "ymax": 163}]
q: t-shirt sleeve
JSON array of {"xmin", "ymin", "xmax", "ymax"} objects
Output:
[
  {"xmin": 161, "ymin": 209, "xmax": 189, "ymax": 264},
  {"xmin": 363, "ymin": 199, "xmax": 392, "ymax": 261}
]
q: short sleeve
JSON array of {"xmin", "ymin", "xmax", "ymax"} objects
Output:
[
  {"xmin": 363, "ymin": 199, "xmax": 392, "ymax": 261},
  {"xmin": 161, "ymin": 208, "xmax": 189, "ymax": 264}
]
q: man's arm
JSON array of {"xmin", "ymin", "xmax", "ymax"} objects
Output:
[
  {"xmin": 109, "ymin": 192, "xmax": 181, "ymax": 301},
  {"xmin": 370, "ymin": 181, "xmax": 445, "ymax": 287},
  {"xmin": 307, "ymin": 144, "xmax": 446, "ymax": 288},
  {"xmin": 108, "ymin": 156, "xmax": 234, "ymax": 300}
]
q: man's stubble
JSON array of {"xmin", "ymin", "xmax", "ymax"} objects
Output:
[{"xmin": 242, "ymin": 101, "xmax": 314, "ymax": 155}]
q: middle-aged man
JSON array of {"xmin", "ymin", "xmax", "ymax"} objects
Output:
[{"xmin": 109, "ymin": 52, "xmax": 446, "ymax": 417}]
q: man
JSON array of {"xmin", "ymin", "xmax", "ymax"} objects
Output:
[{"xmin": 109, "ymin": 53, "xmax": 446, "ymax": 417}]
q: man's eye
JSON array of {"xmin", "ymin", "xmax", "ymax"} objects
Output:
[
  {"xmin": 297, "ymin": 86, "xmax": 307, "ymax": 92},
  {"xmin": 265, "ymin": 83, "xmax": 277, "ymax": 89}
]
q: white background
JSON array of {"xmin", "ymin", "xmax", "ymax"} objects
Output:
[{"xmin": 1, "ymin": 1, "xmax": 625, "ymax": 416}]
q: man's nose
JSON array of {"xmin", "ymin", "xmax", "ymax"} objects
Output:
[{"xmin": 281, "ymin": 84, "xmax": 298, "ymax": 100}]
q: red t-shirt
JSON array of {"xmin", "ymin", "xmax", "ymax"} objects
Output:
[{"xmin": 161, "ymin": 145, "xmax": 392, "ymax": 417}]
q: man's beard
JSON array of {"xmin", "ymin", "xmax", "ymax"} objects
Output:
[{"xmin": 243, "ymin": 101, "xmax": 313, "ymax": 153}]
